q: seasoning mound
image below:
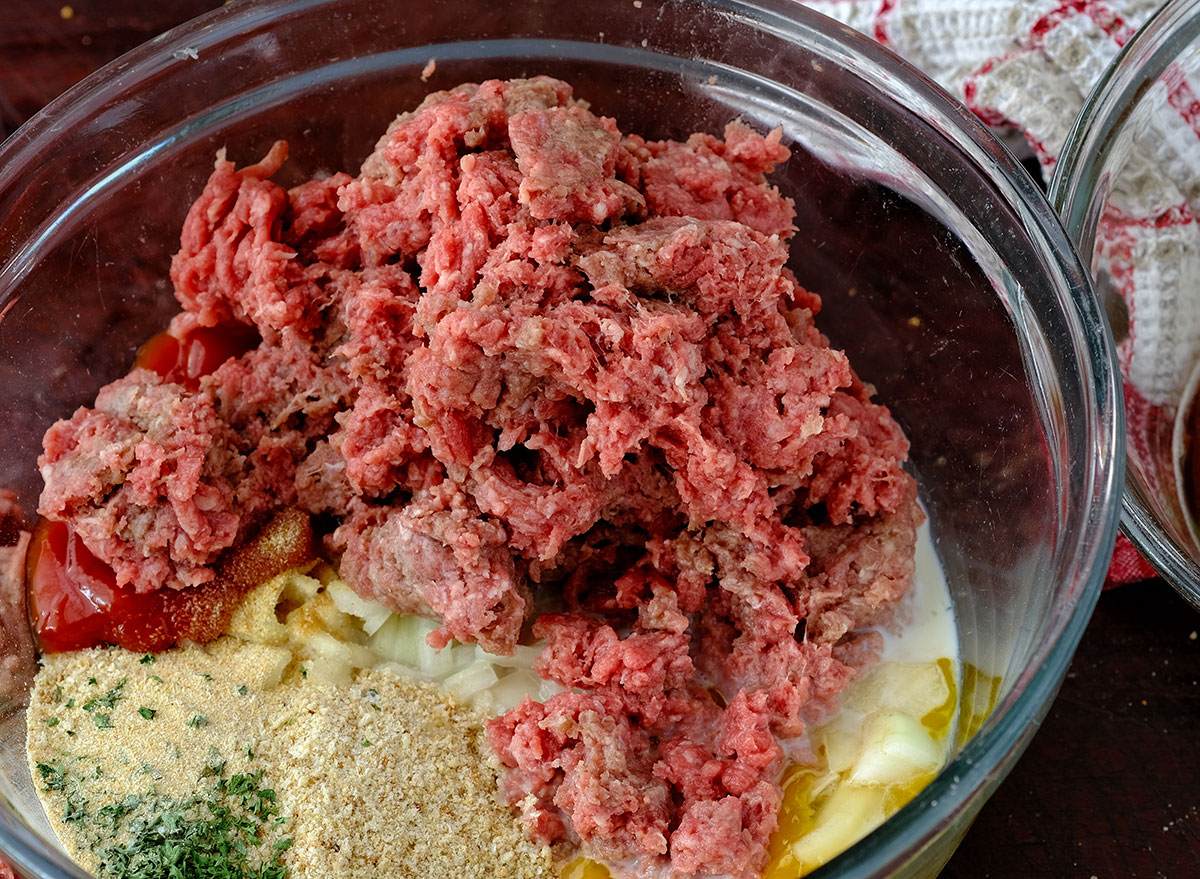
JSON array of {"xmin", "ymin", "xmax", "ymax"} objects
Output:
[
  {"xmin": 27, "ymin": 638, "xmax": 553, "ymax": 879},
  {"xmin": 35, "ymin": 76, "xmax": 921, "ymax": 878}
]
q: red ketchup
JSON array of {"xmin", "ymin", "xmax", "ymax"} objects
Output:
[
  {"xmin": 29, "ymin": 519, "xmax": 199, "ymax": 654},
  {"xmin": 29, "ymin": 510, "xmax": 316, "ymax": 654},
  {"xmin": 27, "ymin": 321, "xmax": 303, "ymax": 655}
]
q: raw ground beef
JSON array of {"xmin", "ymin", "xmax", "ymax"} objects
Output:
[{"xmin": 37, "ymin": 76, "xmax": 921, "ymax": 879}]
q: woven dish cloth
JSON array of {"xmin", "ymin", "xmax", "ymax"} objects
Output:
[{"xmin": 803, "ymin": 0, "xmax": 1185, "ymax": 587}]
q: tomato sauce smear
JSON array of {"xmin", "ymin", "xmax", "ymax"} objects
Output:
[
  {"xmin": 134, "ymin": 322, "xmax": 260, "ymax": 389},
  {"xmin": 29, "ymin": 509, "xmax": 316, "ymax": 654}
]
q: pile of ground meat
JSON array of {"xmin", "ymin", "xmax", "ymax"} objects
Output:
[{"xmin": 37, "ymin": 76, "xmax": 920, "ymax": 879}]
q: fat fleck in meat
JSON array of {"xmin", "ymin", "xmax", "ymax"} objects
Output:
[{"xmin": 37, "ymin": 76, "xmax": 921, "ymax": 878}]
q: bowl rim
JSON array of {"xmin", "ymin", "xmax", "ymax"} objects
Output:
[
  {"xmin": 0, "ymin": 0, "xmax": 1124, "ymax": 876},
  {"xmin": 1049, "ymin": 0, "xmax": 1200, "ymax": 610}
]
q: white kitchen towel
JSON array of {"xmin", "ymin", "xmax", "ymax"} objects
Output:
[
  {"xmin": 804, "ymin": 0, "xmax": 1195, "ymax": 394},
  {"xmin": 803, "ymin": 0, "xmax": 1200, "ymax": 580}
]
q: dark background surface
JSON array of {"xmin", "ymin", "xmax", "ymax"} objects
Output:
[{"xmin": 2, "ymin": 1, "xmax": 1199, "ymax": 877}]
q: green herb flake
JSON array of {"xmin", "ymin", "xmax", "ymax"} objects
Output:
[
  {"xmin": 300, "ymin": 666, "xmax": 308, "ymax": 679},
  {"xmin": 148, "ymin": 674, "xmax": 164, "ymax": 684},
  {"xmin": 139, "ymin": 654, "xmax": 155, "ymax": 665},
  {"xmin": 62, "ymin": 794, "xmax": 88, "ymax": 823},
  {"xmin": 83, "ymin": 679, "xmax": 126, "ymax": 713},
  {"xmin": 36, "ymin": 761, "xmax": 67, "ymax": 791},
  {"xmin": 362, "ymin": 739, "xmax": 371, "ymax": 747},
  {"xmin": 237, "ymin": 685, "xmax": 249, "ymax": 696},
  {"xmin": 65, "ymin": 697, "xmax": 76, "ymax": 709},
  {"xmin": 138, "ymin": 707, "xmax": 157, "ymax": 721},
  {"xmin": 186, "ymin": 713, "xmax": 209, "ymax": 729},
  {"xmin": 94, "ymin": 713, "xmax": 115, "ymax": 730},
  {"xmin": 88, "ymin": 764, "xmax": 293, "ymax": 879},
  {"xmin": 87, "ymin": 677, "xmax": 97, "ymax": 686},
  {"xmin": 43, "ymin": 716, "xmax": 60, "ymax": 727},
  {"xmin": 202, "ymin": 747, "xmax": 227, "ymax": 779}
]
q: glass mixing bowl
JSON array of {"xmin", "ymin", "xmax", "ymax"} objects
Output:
[
  {"xmin": 1051, "ymin": 0, "xmax": 1200, "ymax": 608},
  {"xmin": 0, "ymin": 1, "xmax": 1122, "ymax": 877}
]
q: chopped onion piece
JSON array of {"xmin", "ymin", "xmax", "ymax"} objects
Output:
[
  {"xmin": 470, "ymin": 689, "xmax": 495, "ymax": 713},
  {"xmin": 326, "ymin": 579, "xmax": 393, "ymax": 635},
  {"xmin": 489, "ymin": 670, "xmax": 545, "ymax": 713},
  {"xmin": 843, "ymin": 661, "xmax": 952, "ymax": 719},
  {"xmin": 378, "ymin": 660, "xmax": 431, "ymax": 681},
  {"xmin": 362, "ymin": 611, "xmax": 555, "ymax": 705},
  {"xmin": 483, "ymin": 644, "xmax": 544, "ymax": 668},
  {"xmin": 306, "ymin": 655, "xmax": 353, "ymax": 687},
  {"xmin": 417, "ymin": 632, "xmax": 457, "ymax": 678},
  {"xmin": 367, "ymin": 615, "xmax": 415, "ymax": 666},
  {"xmin": 443, "ymin": 662, "xmax": 500, "ymax": 699},
  {"xmin": 368, "ymin": 614, "xmax": 439, "ymax": 668},
  {"xmin": 449, "ymin": 643, "xmax": 482, "ymax": 669},
  {"xmin": 818, "ymin": 717, "xmax": 859, "ymax": 776},
  {"xmin": 305, "ymin": 631, "xmax": 376, "ymax": 672},
  {"xmin": 537, "ymin": 677, "xmax": 564, "ymax": 702},
  {"xmin": 788, "ymin": 784, "xmax": 886, "ymax": 871},
  {"xmin": 847, "ymin": 711, "xmax": 942, "ymax": 788}
]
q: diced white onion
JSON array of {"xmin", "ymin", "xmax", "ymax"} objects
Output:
[
  {"xmin": 369, "ymin": 614, "xmax": 436, "ymax": 668},
  {"xmin": 360, "ymin": 611, "xmax": 556, "ymax": 708},
  {"xmin": 307, "ymin": 655, "xmax": 353, "ymax": 687},
  {"xmin": 416, "ymin": 631, "xmax": 457, "ymax": 678},
  {"xmin": 488, "ymin": 669, "xmax": 545, "ymax": 713},
  {"xmin": 843, "ymin": 661, "xmax": 951, "ymax": 719},
  {"xmin": 326, "ymin": 580, "xmax": 393, "ymax": 635},
  {"xmin": 443, "ymin": 662, "xmax": 501, "ymax": 699},
  {"xmin": 484, "ymin": 644, "xmax": 544, "ymax": 669},
  {"xmin": 378, "ymin": 660, "xmax": 430, "ymax": 681},
  {"xmin": 788, "ymin": 784, "xmax": 886, "ymax": 871},
  {"xmin": 847, "ymin": 711, "xmax": 942, "ymax": 788},
  {"xmin": 818, "ymin": 717, "xmax": 860, "ymax": 776}
]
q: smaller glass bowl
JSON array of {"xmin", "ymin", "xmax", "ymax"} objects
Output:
[{"xmin": 1052, "ymin": 0, "xmax": 1200, "ymax": 606}]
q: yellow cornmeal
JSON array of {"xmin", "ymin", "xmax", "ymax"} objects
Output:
[{"xmin": 26, "ymin": 639, "xmax": 553, "ymax": 879}]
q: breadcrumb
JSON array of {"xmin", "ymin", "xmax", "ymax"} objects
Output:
[{"xmin": 27, "ymin": 641, "xmax": 553, "ymax": 878}]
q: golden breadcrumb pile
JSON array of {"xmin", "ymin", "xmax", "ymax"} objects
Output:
[{"xmin": 27, "ymin": 571, "xmax": 553, "ymax": 879}]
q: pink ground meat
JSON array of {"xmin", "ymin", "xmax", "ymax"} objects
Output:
[{"xmin": 37, "ymin": 76, "xmax": 922, "ymax": 878}]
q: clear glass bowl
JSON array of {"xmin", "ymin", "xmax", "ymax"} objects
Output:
[
  {"xmin": 1051, "ymin": 0, "xmax": 1200, "ymax": 608},
  {"xmin": 0, "ymin": 1, "xmax": 1122, "ymax": 877}
]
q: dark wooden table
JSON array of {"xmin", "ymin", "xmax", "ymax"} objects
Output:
[{"xmin": 3, "ymin": 2, "xmax": 1199, "ymax": 877}]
